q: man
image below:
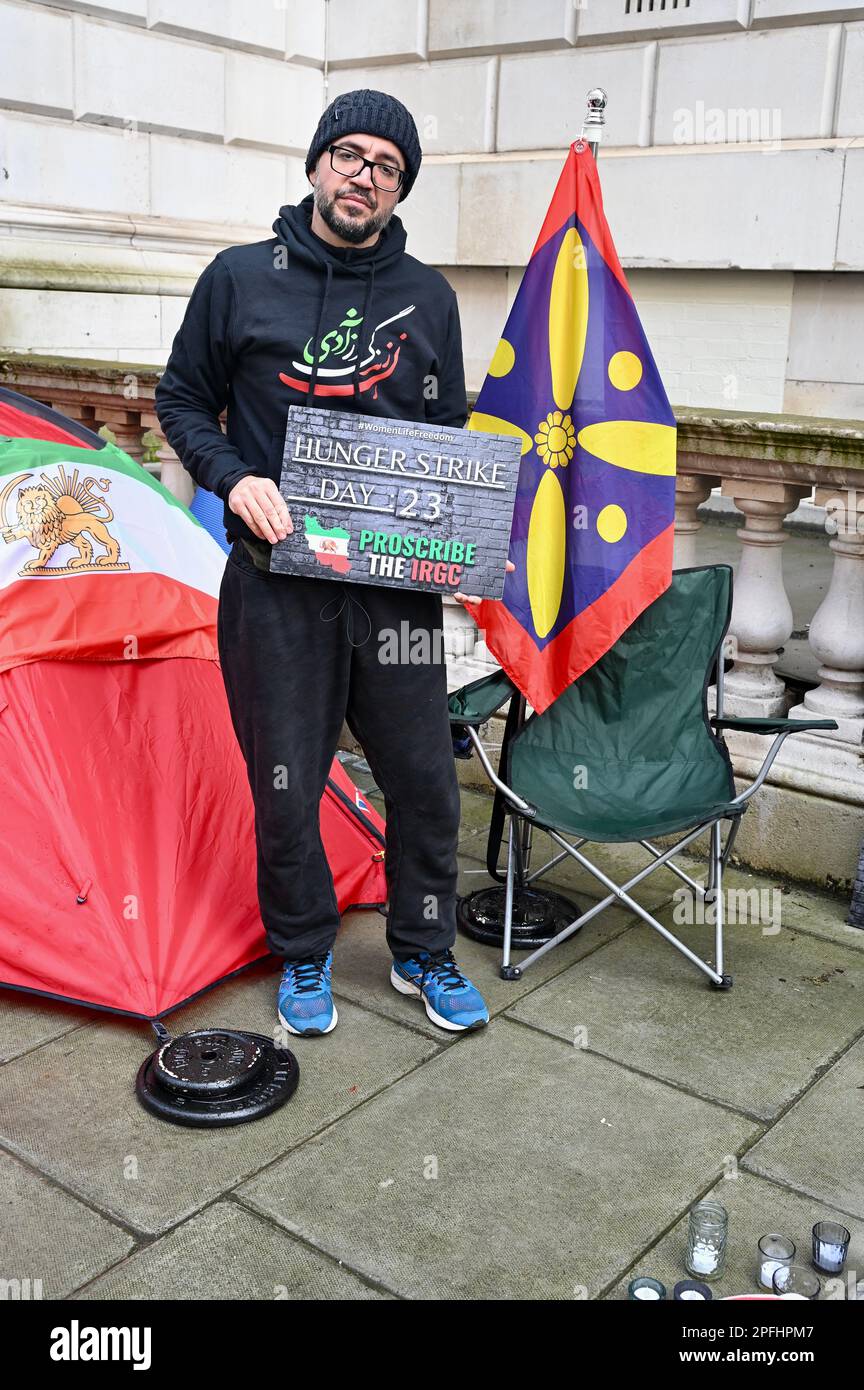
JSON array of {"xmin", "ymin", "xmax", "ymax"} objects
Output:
[{"xmin": 156, "ymin": 90, "xmax": 495, "ymax": 1037}]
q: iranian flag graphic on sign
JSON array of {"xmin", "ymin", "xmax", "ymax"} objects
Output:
[{"xmin": 303, "ymin": 513, "xmax": 352, "ymax": 574}]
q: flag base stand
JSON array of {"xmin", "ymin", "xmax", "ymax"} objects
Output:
[
  {"xmin": 457, "ymin": 885, "xmax": 582, "ymax": 949},
  {"xmin": 136, "ymin": 1027, "xmax": 299, "ymax": 1128}
]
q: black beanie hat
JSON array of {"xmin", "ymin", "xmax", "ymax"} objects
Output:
[{"xmin": 305, "ymin": 89, "xmax": 422, "ymax": 202}]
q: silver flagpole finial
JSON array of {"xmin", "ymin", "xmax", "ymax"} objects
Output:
[{"xmin": 580, "ymin": 88, "xmax": 607, "ymax": 160}]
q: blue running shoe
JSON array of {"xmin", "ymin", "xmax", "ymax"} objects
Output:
[
  {"xmin": 277, "ymin": 951, "xmax": 337, "ymax": 1035},
  {"xmin": 390, "ymin": 949, "xmax": 489, "ymax": 1031}
]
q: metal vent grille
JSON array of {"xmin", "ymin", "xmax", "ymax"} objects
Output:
[{"xmin": 625, "ymin": 0, "xmax": 691, "ymax": 12}]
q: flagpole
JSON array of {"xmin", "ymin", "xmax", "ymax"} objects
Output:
[
  {"xmin": 580, "ymin": 87, "xmax": 607, "ymax": 162},
  {"xmin": 464, "ymin": 91, "xmax": 612, "ymax": 973}
]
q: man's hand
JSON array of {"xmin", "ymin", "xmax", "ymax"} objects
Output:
[
  {"xmin": 454, "ymin": 559, "xmax": 516, "ymax": 608},
  {"xmin": 228, "ymin": 477, "xmax": 293, "ymax": 543}
]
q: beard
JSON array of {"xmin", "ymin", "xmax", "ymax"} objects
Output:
[{"xmin": 312, "ymin": 179, "xmax": 394, "ymax": 245}]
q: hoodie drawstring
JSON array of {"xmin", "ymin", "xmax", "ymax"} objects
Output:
[
  {"xmin": 307, "ymin": 258, "xmax": 377, "ymax": 406},
  {"xmin": 308, "ymin": 261, "xmax": 333, "ymax": 402},
  {"xmin": 351, "ymin": 263, "xmax": 376, "ymax": 404}
]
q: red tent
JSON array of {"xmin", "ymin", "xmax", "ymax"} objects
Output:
[{"xmin": 0, "ymin": 388, "xmax": 386, "ymax": 1019}]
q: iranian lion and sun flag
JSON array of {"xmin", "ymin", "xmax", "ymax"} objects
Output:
[{"xmin": 0, "ymin": 392, "xmax": 387, "ymax": 1019}]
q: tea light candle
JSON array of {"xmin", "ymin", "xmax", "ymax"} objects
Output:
[
  {"xmin": 773, "ymin": 1265, "xmax": 821, "ymax": 1300},
  {"xmin": 674, "ymin": 1280, "xmax": 713, "ymax": 1301},
  {"xmin": 685, "ymin": 1201, "xmax": 728, "ymax": 1280},
  {"xmin": 812, "ymin": 1222, "xmax": 851, "ymax": 1275},
  {"xmin": 628, "ymin": 1277, "xmax": 666, "ymax": 1300},
  {"xmin": 690, "ymin": 1240, "xmax": 720, "ymax": 1275},
  {"xmin": 758, "ymin": 1234, "xmax": 795, "ymax": 1290}
]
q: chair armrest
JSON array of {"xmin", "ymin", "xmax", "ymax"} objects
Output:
[
  {"xmin": 726, "ymin": 716, "xmax": 837, "ymax": 807},
  {"xmin": 448, "ymin": 670, "xmax": 517, "ymax": 726},
  {"xmin": 711, "ymin": 716, "xmax": 838, "ymax": 735}
]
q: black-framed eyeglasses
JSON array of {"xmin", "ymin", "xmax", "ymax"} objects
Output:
[{"xmin": 327, "ymin": 143, "xmax": 404, "ymax": 192}]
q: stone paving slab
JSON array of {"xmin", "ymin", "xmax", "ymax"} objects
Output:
[
  {"xmin": 75, "ymin": 1200, "xmax": 392, "ymax": 1300},
  {"xmin": 767, "ymin": 883, "xmax": 864, "ymax": 955},
  {"xmin": 333, "ymin": 857, "xmax": 636, "ymax": 1042},
  {"xmin": 606, "ymin": 1170, "xmax": 864, "ymax": 1300},
  {"xmin": 672, "ymin": 853, "xmax": 863, "ymax": 956},
  {"xmin": 0, "ymin": 971, "xmax": 438, "ymax": 1236},
  {"xmin": 236, "ymin": 1018, "xmax": 757, "ymax": 1300},
  {"xmin": 0, "ymin": 1147, "xmax": 133, "ymax": 1299},
  {"xmin": 507, "ymin": 905, "xmax": 864, "ymax": 1121},
  {"xmin": 5, "ymin": 772, "xmax": 858, "ymax": 1301},
  {"xmin": 742, "ymin": 1034, "xmax": 864, "ymax": 1221},
  {"xmin": 0, "ymin": 991, "xmax": 91, "ymax": 1064}
]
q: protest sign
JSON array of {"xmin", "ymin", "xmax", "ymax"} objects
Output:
[{"xmin": 269, "ymin": 405, "xmax": 521, "ymax": 596}]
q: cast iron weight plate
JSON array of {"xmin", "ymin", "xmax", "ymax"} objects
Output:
[
  {"xmin": 136, "ymin": 1028, "xmax": 299, "ymax": 1128},
  {"xmin": 457, "ymin": 886, "xmax": 583, "ymax": 949},
  {"xmin": 153, "ymin": 1029, "xmax": 266, "ymax": 1095}
]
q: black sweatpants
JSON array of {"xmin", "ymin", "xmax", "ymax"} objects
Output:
[{"xmin": 216, "ymin": 539, "xmax": 462, "ymax": 962}]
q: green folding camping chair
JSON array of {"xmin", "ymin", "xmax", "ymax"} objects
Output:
[{"xmin": 448, "ymin": 565, "xmax": 838, "ymax": 988}]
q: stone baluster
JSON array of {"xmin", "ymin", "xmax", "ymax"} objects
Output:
[
  {"xmin": 721, "ymin": 479, "xmax": 812, "ymax": 717},
  {"xmin": 471, "ymin": 629, "xmax": 502, "ymax": 671},
  {"xmin": 154, "ymin": 436, "xmax": 194, "ymax": 506},
  {"xmin": 98, "ymin": 407, "xmax": 146, "ymax": 465},
  {"xmin": 673, "ymin": 473, "xmax": 717, "ymax": 569},
  {"xmin": 787, "ymin": 487, "xmax": 864, "ymax": 744},
  {"xmin": 442, "ymin": 594, "xmax": 490, "ymax": 690}
]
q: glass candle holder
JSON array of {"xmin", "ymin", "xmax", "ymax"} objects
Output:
[
  {"xmin": 773, "ymin": 1265, "xmax": 821, "ymax": 1300},
  {"xmin": 758, "ymin": 1234, "xmax": 796, "ymax": 1290},
  {"xmin": 812, "ymin": 1222, "xmax": 851, "ymax": 1275},
  {"xmin": 673, "ymin": 1279, "xmax": 713, "ymax": 1301},
  {"xmin": 685, "ymin": 1200, "xmax": 728, "ymax": 1280},
  {"xmin": 628, "ymin": 1277, "xmax": 666, "ymax": 1300}
]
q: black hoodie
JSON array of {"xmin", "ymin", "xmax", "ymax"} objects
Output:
[{"xmin": 155, "ymin": 192, "xmax": 468, "ymax": 548}]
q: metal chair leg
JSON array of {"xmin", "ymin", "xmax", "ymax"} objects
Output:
[
  {"xmin": 500, "ymin": 817, "xmax": 519, "ymax": 978},
  {"xmin": 721, "ymin": 815, "xmax": 741, "ymax": 868},
  {"xmin": 710, "ymin": 819, "xmax": 733, "ymax": 990},
  {"xmin": 706, "ymin": 829, "xmax": 717, "ymax": 896},
  {"xmin": 639, "ymin": 839, "xmax": 707, "ymax": 898},
  {"xmin": 520, "ymin": 820, "xmax": 534, "ymax": 875}
]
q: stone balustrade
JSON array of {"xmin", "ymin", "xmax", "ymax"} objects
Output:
[
  {"xmin": 0, "ymin": 354, "xmax": 194, "ymax": 505},
  {"xmin": 671, "ymin": 408, "xmax": 864, "ymax": 887},
  {"xmin": 675, "ymin": 406, "xmax": 864, "ymax": 741}
]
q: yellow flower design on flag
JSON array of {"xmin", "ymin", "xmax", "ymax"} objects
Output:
[{"xmin": 535, "ymin": 412, "xmax": 576, "ymax": 469}]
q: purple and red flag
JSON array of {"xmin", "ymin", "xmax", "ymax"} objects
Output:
[{"xmin": 464, "ymin": 142, "xmax": 676, "ymax": 714}]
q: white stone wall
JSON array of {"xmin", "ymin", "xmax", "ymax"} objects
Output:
[
  {"xmin": 628, "ymin": 270, "xmax": 796, "ymax": 415},
  {"xmin": 1, "ymin": 0, "xmax": 863, "ymax": 415},
  {"xmin": 0, "ymin": 0, "xmax": 324, "ymax": 363}
]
